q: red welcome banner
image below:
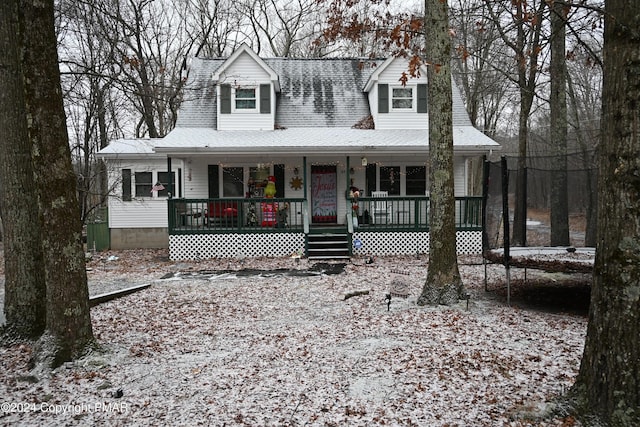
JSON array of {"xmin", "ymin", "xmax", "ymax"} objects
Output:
[{"xmin": 311, "ymin": 166, "xmax": 337, "ymax": 223}]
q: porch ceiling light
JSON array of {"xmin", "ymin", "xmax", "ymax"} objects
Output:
[{"xmin": 361, "ymin": 157, "xmax": 368, "ymax": 166}]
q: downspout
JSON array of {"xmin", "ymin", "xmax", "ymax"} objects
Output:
[
  {"xmin": 167, "ymin": 156, "xmax": 173, "ymax": 234},
  {"xmin": 303, "ymin": 156, "xmax": 307, "ymax": 202},
  {"xmin": 302, "ymin": 156, "xmax": 310, "ymax": 237},
  {"xmin": 167, "ymin": 157, "xmax": 173, "ymax": 198},
  {"xmin": 303, "ymin": 157, "xmax": 309, "ymax": 255}
]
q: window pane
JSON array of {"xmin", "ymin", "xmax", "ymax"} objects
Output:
[
  {"xmin": 157, "ymin": 171, "xmax": 174, "ymax": 197},
  {"xmin": 236, "ymin": 99, "xmax": 256, "ymax": 109},
  {"xmin": 392, "ymin": 87, "xmax": 413, "ymax": 109},
  {"xmin": 236, "ymin": 88, "xmax": 256, "ymax": 109},
  {"xmin": 223, "ymin": 167, "xmax": 244, "ymax": 197},
  {"xmin": 392, "ymin": 88, "xmax": 412, "ymax": 97},
  {"xmin": 236, "ymin": 88, "xmax": 255, "ymax": 99},
  {"xmin": 406, "ymin": 166, "xmax": 427, "ymax": 195},
  {"xmin": 379, "ymin": 166, "xmax": 400, "ymax": 195},
  {"xmin": 134, "ymin": 172, "xmax": 152, "ymax": 197},
  {"xmin": 392, "ymin": 99, "xmax": 412, "ymax": 109}
]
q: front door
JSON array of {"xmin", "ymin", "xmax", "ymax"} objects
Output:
[{"xmin": 311, "ymin": 165, "xmax": 337, "ymax": 224}]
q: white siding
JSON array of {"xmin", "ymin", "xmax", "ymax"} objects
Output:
[
  {"xmin": 217, "ymin": 51, "xmax": 275, "ymax": 131},
  {"xmin": 109, "ymin": 198, "xmax": 169, "ymax": 228},
  {"xmin": 107, "ymin": 158, "xmax": 179, "ymax": 228},
  {"xmin": 454, "ymin": 157, "xmax": 467, "ymax": 196},
  {"xmin": 374, "ymin": 59, "xmax": 429, "ymax": 130},
  {"xmin": 183, "ymin": 158, "xmax": 210, "ymax": 198}
]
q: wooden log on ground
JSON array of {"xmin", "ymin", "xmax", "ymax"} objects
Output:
[
  {"xmin": 89, "ymin": 284, "xmax": 152, "ymax": 307},
  {"xmin": 344, "ymin": 290, "xmax": 370, "ymax": 300}
]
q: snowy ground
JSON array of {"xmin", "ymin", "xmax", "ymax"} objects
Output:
[{"xmin": 1, "ymin": 250, "xmax": 587, "ymax": 426}]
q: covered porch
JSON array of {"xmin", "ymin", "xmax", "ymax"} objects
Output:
[{"xmin": 167, "ymin": 195, "xmax": 483, "ymax": 260}]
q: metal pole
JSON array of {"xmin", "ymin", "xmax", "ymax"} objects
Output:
[
  {"xmin": 482, "ymin": 156, "xmax": 490, "ymax": 292},
  {"xmin": 501, "ymin": 156, "xmax": 511, "ymax": 306}
]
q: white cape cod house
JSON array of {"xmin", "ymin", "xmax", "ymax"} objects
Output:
[{"xmin": 98, "ymin": 44, "xmax": 499, "ymax": 260}]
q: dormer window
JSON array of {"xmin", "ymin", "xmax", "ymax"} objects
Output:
[
  {"xmin": 220, "ymin": 83, "xmax": 271, "ymax": 115},
  {"xmin": 392, "ymin": 87, "xmax": 413, "ymax": 109},
  {"xmin": 377, "ymin": 83, "xmax": 428, "ymax": 114},
  {"xmin": 235, "ymin": 88, "xmax": 256, "ymax": 110}
]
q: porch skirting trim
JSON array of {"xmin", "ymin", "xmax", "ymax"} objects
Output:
[
  {"xmin": 169, "ymin": 233, "xmax": 306, "ymax": 260},
  {"xmin": 169, "ymin": 230, "xmax": 482, "ymax": 260},
  {"xmin": 351, "ymin": 231, "xmax": 482, "ymax": 257}
]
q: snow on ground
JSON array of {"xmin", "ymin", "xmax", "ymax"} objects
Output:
[{"xmin": 1, "ymin": 250, "xmax": 586, "ymax": 426}]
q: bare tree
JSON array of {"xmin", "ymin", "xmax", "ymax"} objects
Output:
[
  {"xmin": 237, "ymin": 0, "xmax": 325, "ymax": 57},
  {"xmin": 180, "ymin": 0, "xmax": 248, "ymax": 57},
  {"xmin": 569, "ymin": 1, "xmax": 640, "ymax": 423},
  {"xmin": 58, "ymin": 0, "xmax": 124, "ymax": 222},
  {"xmin": 566, "ymin": 51, "xmax": 601, "ymax": 247},
  {"xmin": 450, "ymin": 0, "xmax": 512, "ymax": 138},
  {"xmin": 484, "ymin": 0, "xmax": 547, "ymax": 246}
]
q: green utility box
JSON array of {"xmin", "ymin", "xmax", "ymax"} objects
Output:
[{"xmin": 86, "ymin": 207, "xmax": 110, "ymax": 251}]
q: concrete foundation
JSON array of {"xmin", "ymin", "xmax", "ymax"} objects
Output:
[{"xmin": 109, "ymin": 228, "xmax": 169, "ymax": 250}]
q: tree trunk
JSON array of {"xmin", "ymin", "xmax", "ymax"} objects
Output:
[
  {"xmin": 512, "ymin": 104, "xmax": 529, "ymax": 247},
  {"xmin": 418, "ymin": 0, "xmax": 464, "ymax": 306},
  {"xmin": 571, "ymin": 0, "xmax": 640, "ymax": 424},
  {"xmin": 20, "ymin": 0, "xmax": 94, "ymax": 368},
  {"xmin": 0, "ymin": 0, "xmax": 47, "ymax": 338},
  {"xmin": 549, "ymin": 0, "xmax": 569, "ymax": 246}
]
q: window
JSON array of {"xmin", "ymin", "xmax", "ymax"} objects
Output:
[
  {"xmin": 157, "ymin": 171, "xmax": 175, "ymax": 198},
  {"xmin": 248, "ymin": 165, "xmax": 270, "ymax": 197},
  {"xmin": 406, "ymin": 166, "xmax": 427, "ymax": 195},
  {"xmin": 235, "ymin": 88, "xmax": 256, "ymax": 110},
  {"xmin": 380, "ymin": 166, "xmax": 400, "ymax": 195},
  {"xmin": 134, "ymin": 172, "xmax": 152, "ymax": 197},
  {"xmin": 223, "ymin": 167, "xmax": 244, "ymax": 197},
  {"xmin": 392, "ymin": 87, "xmax": 413, "ymax": 109}
]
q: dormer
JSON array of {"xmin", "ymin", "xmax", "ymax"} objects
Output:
[
  {"xmin": 212, "ymin": 44, "xmax": 280, "ymax": 130},
  {"xmin": 364, "ymin": 56, "xmax": 429, "ymax": 130}
]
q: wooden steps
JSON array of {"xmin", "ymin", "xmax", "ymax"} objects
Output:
[{"xmin": 307, "ymin": 230, "xmax": 350, "ymax": 260}]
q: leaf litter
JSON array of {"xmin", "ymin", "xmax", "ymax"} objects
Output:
[{"xmin": 0, "ymin": 249, "xmax": 587, "ymax": 426}]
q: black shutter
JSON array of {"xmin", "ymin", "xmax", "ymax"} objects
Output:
[
  {"xmin": 417, "ymin": 84, "xmax": 428, "ymax": 113},
  {"xmin": 220, "ymin": 84, "xmax": 231, "ymax": 114},
  {"xmin": 260, "ymin": 84, "xmax": 271, "ymax": 114},
  {"xmin": 378, "ymin": 84, "xmax": 389, "ymax": 113},
  {"xmin": 122, "ymin": 169, "xmax": 132, "ymax": 201},
  {"xmin": 274, "ymin": 164, "xmax": 285, "ymax": 197},
  {"xmin": 208, "ymin": 165, "xmax": 219, "ymax": 198}
]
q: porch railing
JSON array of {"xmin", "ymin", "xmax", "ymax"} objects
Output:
[
  {"xmin": 350, "ymin": 196, "xmax": 483, "ymax": 231},
  {"xmin": 168, "ymin": 198, "xmax": 306, "ymax": 234},
  {"xmin": 168, "ymin": 196, "xmax": 483, "ymax": 234}
]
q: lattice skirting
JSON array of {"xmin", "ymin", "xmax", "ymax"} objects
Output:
[
  {"xmin": 170, "ymin": 231, "xmax": 482, "ymax": 260},
  {"xmin": 351, "ymin": 231, "xmax": 482, "ymax": 257},
  {"xmin": 170, "ymin": 233, "xmax": 306, "ymax": 260}
]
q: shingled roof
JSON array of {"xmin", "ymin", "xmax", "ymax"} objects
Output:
[
  {"xmin": 175, "ymin": 55, "xmax": 474, "ymax": 130},
  {"xmin": 269, "ymin": 58, "xmax": 377, "ymax": 128},
  {"xmin": 175, "ymin": 57, "xmax": 378, "ymax": 129},
  {"xmin": 100, "ymin": 54, "xmax": 499, "ymax": 158}
]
